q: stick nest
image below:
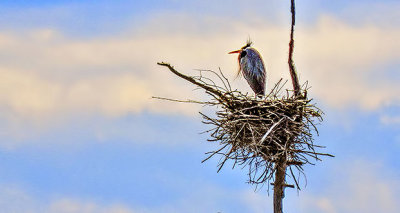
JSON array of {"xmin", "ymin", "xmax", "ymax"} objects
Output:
[{"xmin": 156, "ymin": 62, "xmax": 333, "ymax": 189}]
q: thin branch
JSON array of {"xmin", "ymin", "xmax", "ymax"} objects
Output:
[
  {"xmin": 157, "ymin": 62, "xmax": 231, "ymax": 105},
  {"xmin": 288, "ymin": 0, "xmax": 301, "ymax": 97}
]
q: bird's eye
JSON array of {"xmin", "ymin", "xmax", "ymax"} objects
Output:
[{"xmin": 240, "ymin": 51, "xmax": 247, "ymax": 58}]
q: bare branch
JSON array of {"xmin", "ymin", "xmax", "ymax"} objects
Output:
[
  {"xmin": 157, "ymin": 62, "xmax": 231, "ymax": 106},
  {"xmin": 288, "ymin": 0, "xmax": 301, "ymax": 97}
]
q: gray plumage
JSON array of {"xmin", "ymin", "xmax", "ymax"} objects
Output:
[{"xmin": 229, "ymin": 41, "xmax": 267, "ymax": 96}]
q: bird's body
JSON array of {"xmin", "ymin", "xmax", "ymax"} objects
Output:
[{"xmin": 229, "ymin": 41, "xmax": 266, "ymax": 96}]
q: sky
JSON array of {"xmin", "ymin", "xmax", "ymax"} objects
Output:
[{"xmin": 0, "ymin": 0, "xmax": 399, "ymax": 212}]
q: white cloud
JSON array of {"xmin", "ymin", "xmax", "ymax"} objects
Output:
[
  {"xmin": 0, "ymin": 185, "xmax": 40, "ymax": 213},
  {"xmin": 1, "ymin": 15, "xmax": 399, "ymax": 115},
  {"xmin": 46, "ymin": 199, "xmax": 135, "ymax": 213},
  {"xmin": 241, "ymin": 190, "xmax": 271, "ymax": 213},
  {"xmin": 0, "ymin": 186, "xmax": 136, "ymax": 213},
  {"xmin": 0, "ymin": 182, "xmax": 271, "ymax": 213},
  {"xmin": 380, "ymin": 115, "xmax": 400, "ymax": 125},
  {"xmin": 296, "ymin": 16, "xmax": 400, "ymax": 111},
  {"xmin": 298, "ymin": 160, "xmax": 400, "ymax": 213},
  {"xmin": 0, "ymin": 160, "xmax": 398, "ymax": 213},
  {"xmin": 0, "ymin": 8, "xmax": 399, "ymax": 140}
]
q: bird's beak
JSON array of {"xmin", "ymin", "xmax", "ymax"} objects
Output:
[{"xmin": 228, "ymin": 50, "xmax": 241, "ymax": 54}]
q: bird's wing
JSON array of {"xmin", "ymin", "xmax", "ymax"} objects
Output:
[
  {"xmin": 249, "ymin": 49, "xmax": 266, "ymax": 93},
  {"xmin": 253, "ymin": 54, "xmax": 266, "ymax": 85}
]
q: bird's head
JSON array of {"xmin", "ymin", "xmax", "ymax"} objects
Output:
[
  {"xmin": 228, "ymin": 39, "xmax": 253, "ymax": 77},
  {"xmin": 228, "ymin": 39, "xmax": 252, "ymax": 55}
]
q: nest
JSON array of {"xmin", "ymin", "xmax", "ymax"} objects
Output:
[{"xmin": 156, "ymin": 62, "xmax": 333, "ymax": 189}]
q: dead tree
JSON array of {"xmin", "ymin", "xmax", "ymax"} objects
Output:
[
  {"xmin": 274, "ymin": 1, "xmax": 299, "ymax": 212},
  {"xmin": 155, "ymin": 1, "xmax": 333, "ymax": 212}
]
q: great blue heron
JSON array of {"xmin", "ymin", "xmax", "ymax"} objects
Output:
[{"xmin": 229, "ymin": 40, "xmax": 266, "ymax": 96}]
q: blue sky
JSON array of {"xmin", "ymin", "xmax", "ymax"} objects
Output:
[{"xmin": 0, "ymin": 0, "xmax": 399, "ymax": 212}]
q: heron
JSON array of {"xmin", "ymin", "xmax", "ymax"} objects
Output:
[{"xmin": 229, "ymin": 40, "xmax": 266, "ymax": 96}]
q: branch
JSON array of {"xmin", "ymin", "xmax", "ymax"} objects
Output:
[
  {"xmin": 260, "ymin": 117, "xmax": 286, "ymax": 144},
  {"xmin": 271, "ymin": 183, "xmax": 295, "ymax": 188},
  {"xmin": 274, "ymin": 1, "xmax": 300, "ymax": 212},
  {"xmin": 288, "ymin": 0, "xmax": 301, "ymax": 97},
  {"xmin": 157, "ymin": 62, "xmax": 231, "ymax": 105}
]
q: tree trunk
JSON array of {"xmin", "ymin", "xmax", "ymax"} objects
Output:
[
  {"xmin": 273, "ymin": 156, "xmax": 287, "ymax": 213},
  {"xmin": 273, "ymin": 0, "xmax": 297, "ymax": 212}
]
